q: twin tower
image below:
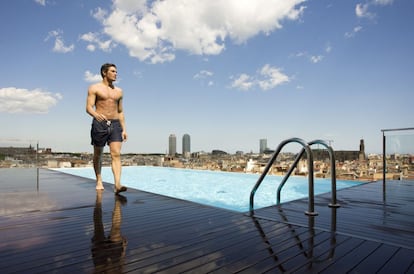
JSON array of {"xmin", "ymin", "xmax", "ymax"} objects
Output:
[{"xmin": 169, "ymin": 134, "xmax": 191, "ymax": 157}]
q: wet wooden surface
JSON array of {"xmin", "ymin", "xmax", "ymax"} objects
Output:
[{"xmin": 0, "ymin": 168, "xmax": 413, "ymax": 273}]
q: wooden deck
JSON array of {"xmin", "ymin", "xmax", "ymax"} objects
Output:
[{"xmin": 0, "ymin": 168, "xmax": 413, "ymax": 273}]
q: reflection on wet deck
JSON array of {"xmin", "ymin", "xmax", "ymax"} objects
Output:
[{"xmin": 0, "ymin": 168, "xmax": 413, "ymax": 273}]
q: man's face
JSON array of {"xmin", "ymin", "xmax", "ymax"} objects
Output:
[{"xmin": 105, "ymin": 67, "xmax": 117, "ymax": 81}]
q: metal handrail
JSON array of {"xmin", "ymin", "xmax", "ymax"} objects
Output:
[
  {"xmin": 275, "ymin": 139, "xmax": 340, "ymax": 208},
  {"xmin": 249, "ymin": 137, "xmax": 317, "ymax": 216},
  {"xmin": 308, "ymin": 140, "xmax": 340, "ymax": 208},
  {"xmin": 276, "ymin": 149, "xmax": 304, "ymax": 205}
]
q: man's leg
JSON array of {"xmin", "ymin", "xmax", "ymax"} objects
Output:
[
  {"xmin": 92, "ymin": 191, "xmax": 105, "ymax": 241},
  {"xmin": 110, "ymin": 195, "xmax": 123, "ymax": 242},
  {"xmin": 93, "ymin": 146, "xmax": 105, "ymax": 190},
  {"xmin": 109, "ymin": 141, "xmax": 125, "ymax": 192},
  {"xmin": 91, "ymin": 191, "xmax": 107, "ymax": 271}
]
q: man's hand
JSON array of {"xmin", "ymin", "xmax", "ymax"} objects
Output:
[{"xmin": 95, "ymin": 113, "xmax": 107, "ymax": 122}]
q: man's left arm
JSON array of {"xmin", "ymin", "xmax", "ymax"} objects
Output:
[{"xmin": 118, "ymin": 96, "xmax": 127, "ymax": 141}]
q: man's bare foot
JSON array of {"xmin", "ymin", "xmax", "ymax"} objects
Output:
[
  {"xmin": 114, "ymin": 186, "xmax": 127, "ymax": 194},
  {"xmin": 96, "ymin": 182, "xmax": 105, "ymax": 190}
]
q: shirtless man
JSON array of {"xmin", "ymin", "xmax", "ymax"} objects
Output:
[{"xmin": 86, "ymin": 63, "xmax": 127, "ymax": 194}]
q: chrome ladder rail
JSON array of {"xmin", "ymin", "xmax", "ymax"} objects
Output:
[
  {"xmin": 249, "ymin": 138, "xmax": 341, "ymax": 216},
  {"xmin": 249, "ymin": 137, "xmax": 317, "ymax": 216},
  {"xmin": 309, "ymin": 139, "xmax": 340, "ymax": 208},
  {"xmin": 276, "ymin": 139, "xmax": 340, "ymax": 208}
]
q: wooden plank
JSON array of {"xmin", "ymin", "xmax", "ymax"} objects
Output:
[
  {"xmin": 320, "ymin": 240, "xmax": 381, "ymax": 273},
  {"xmin": 252, "ymin": 180, "xmax": 414, "ymax": 248},
  {"xmin": 376, "ymin": 248, "xmax": 414, "ymax": 274},
  {"xmin": 292, "ymin": 237, "xmax": 366, "ymax": 273},
  {"xmin": 350, "ymin": 244, "xmax": 400, "ymax": 273},
  {"xmin": 1, "ymin": 168, "xmax": 414, "ymax": 273}
]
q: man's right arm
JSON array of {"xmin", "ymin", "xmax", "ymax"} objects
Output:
[
  {"xmin": 86, "ymin": 86, "xmax": 107, "ymax": 122},
  {"xmin": 86, "ymin": 86, "xmax": 97, "ymax": 119}
]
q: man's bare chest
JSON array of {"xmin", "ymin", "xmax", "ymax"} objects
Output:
[{"xmin": 96, "ymin": 89, "xmax": 121, "ymax": 101}]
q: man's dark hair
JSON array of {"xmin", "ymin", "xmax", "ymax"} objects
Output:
[{"xmin": 100, "ymin": 63, "xmax": 117, "ymax": 78}]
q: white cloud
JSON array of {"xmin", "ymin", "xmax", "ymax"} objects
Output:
[
  {"xmin": 112, "ymin": 0, "xmax": 148, "ymax": 14},
  {"xmin": 345, "ymin": 25, "xmax": 363, "ymax": 38},
  {"xmin": 79, "ymin": 32, "xmax": 115, "ymax": 52},
  {"xmin": 93, "ymin": 0, "xmax": 306, "ymax": 63},
  {"xmin": 293, "ymin": 48, "xmax": 328, "ymax": 63},
  {"xmin": 373, "ymin": 0, "xmax": 394, "ymax": 6},
  {"xmin": 257, "ymin": 64, "xmax": 290, "ymax": 90},
  {"xmin": 0, "ymin": 87, "xmax": 62, "ymax": 114},
  {"xmin": 356, "ymin": 0, "xmax": 394, "ymax": 19},
  {"xmin": 231, "ymin": 74, "xmax": 254, "ymax": 91},
  {"xmin": 45, "ymin": 30, "xmax": 74, "ymax": 53},
  {"xmin": 294, "ymin": 52, "xmax": 306, "ymax": 58},
  {"xmin": 193, "ymin": 70, "xmax": 213, "ymax": 79},
  {"xmin": 194, "ymin": 70, "xmax": 214, "ymax": 86},
  {"xmin": 34, "ymin": 0, "xmax": 46, "ymax": 6},
  {"xmin": 231, "ymin": 64, "xmax": 289, "ymax": 91},
  {"xmin": 325, "ymin": 43, "xmax": 332, "ymax": 53},
  {"xmin": 86, "ymin": 44, "xmax": 96, "ymax": 51},
  {"xmin": 84, "ymin": 71, "xmax": 102, "ymax": 82},
  {"xmin": 356, "ymin": 3, "xmax": 372, "ymax": 18},
  {"xmin": 91, "ymin": 7, "xmax": 108, "ymax": 21},
  {"xmin": 310, "ymin": 55, "xmax": 323, "ymax": 63}
]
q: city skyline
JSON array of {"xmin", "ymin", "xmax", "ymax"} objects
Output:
[
  {"xmin": 1, "ymin": 128, "xmax": 414, "ymax": 155},
  {"xmin": 0, "ymin": 1, "xmax": 413, "ymax": 154},
  {"xmin": 0, "ymin": 131, "xmax": 414, "ymax": 157},
  {"xmin": 144, "ymin": 133, "xmax": 412, "ymax": 156}
]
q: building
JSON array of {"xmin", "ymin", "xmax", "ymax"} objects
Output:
[
  {"xmin": 260, "ymin": 139, "xmax": 267, "ymax": 154},
  {"xmin": 168, "ymin": 134, "xmax": 177, "ymax": 156},
  {"xmin": 0, "ymin": 145, "xmax": 36, "ymax": 156},
  {"xmin": 359, "ymin": 139, "xmax": 366, "ymax": 161},
  {"xmin": 312, "ymin": 139, "xmax": 366, "ymax": 162},
  {"xmin": 182, "ymin": 134, "xmax": 191, "ymax": 158}
]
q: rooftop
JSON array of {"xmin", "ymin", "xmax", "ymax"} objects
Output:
[{"xmin": 1, "ymin": 168, "xmax": 413, "ymax": 273}]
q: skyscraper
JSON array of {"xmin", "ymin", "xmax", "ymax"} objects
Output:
[
  {"xmin": 182, "ymin": 134, "xmax": 191, "ymax": 158},
  {"xmin": 260, "ymin": 139, "xmax": 267, "ymax": 154},
  {"xmin": 169, "ymin": 134, "xmax": 176, "ymax": 156}
]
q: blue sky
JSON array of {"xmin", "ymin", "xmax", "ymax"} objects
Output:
[{"xmin": 0, "ymin": 0, "xmax": 413, "ymax": 154}]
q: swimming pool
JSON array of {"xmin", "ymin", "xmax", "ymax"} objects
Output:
[{"xmin": 55, "ymin": 166, "xmax": 363, "ymax": 212}]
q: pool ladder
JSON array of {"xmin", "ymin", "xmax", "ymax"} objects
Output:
[{"xmin": 249, "ymin": 137, "xmax": 341, "ymax": 216}]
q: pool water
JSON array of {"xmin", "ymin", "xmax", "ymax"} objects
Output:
[{"xmin": 55, "ymin": 166, "xmax": 363, "ymax": 212}]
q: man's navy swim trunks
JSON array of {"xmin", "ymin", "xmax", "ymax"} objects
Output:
[{"xmin": 91, "ymin": 119, "xmax": 123, "ymax": 147}]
